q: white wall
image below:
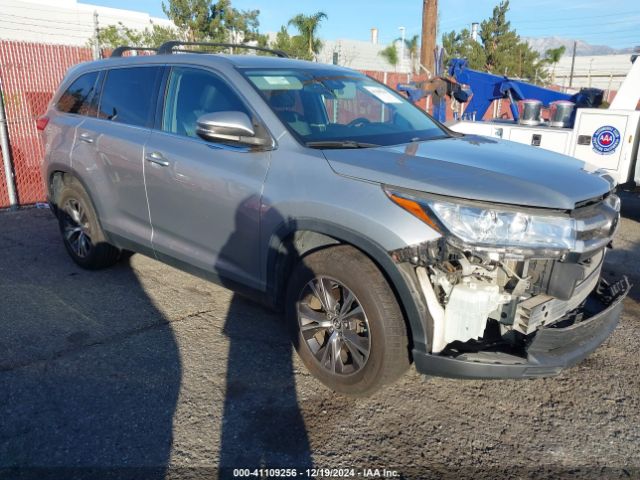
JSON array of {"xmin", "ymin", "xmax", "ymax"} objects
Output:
[
  {"xmin": 318, "ymin": 39, "xmax": 412, "ymax": 73},
  {"xmin": 553, "ymin": 54, "xmax": 634, "ymax": 91},
  {"xmin": 0, "ymin": 0, "xmax": 174, "ymax": 46}
]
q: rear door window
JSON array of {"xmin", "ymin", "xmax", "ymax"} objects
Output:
[
  {"xmin": 98, "ymin": 66, "xmax": 162, "ymax": 127},
  {"xmin": 56, "ymin": 71, "xmax": 100, "ymax": 115}
]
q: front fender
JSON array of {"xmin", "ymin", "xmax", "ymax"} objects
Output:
[{"xmin": 265, "ymin": 218, "xmax": 432, "ymax": 354}]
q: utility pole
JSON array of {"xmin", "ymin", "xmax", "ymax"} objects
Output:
[
  {"xmin": 92, "ymin": 11, "xmax": 100, "ymax": 60},
  {"xmin": 420, "ymin": 0, "xmax": 437, "ymax": 76},
  {"xmin": 399, "ymin": 26, "xmax": 406, "ymax": 73},
  {"xmin": 471, "ymin": 22, "xmax": 479, "ymax": 42},
  {"xmin": 568, "ymin": 40, "xmax": 577, "ymax": 88},
  {"xmin": 229, "ymin": 28, "xmax": 236, "ymax": 54}
]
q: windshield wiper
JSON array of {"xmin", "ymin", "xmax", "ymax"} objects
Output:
[
  {"xmin": 409, "ymin": 134, "xmax": 450, "ymax": 142},
  {"xmin": 305, "ymin": 140, "xmax": 380, "ymax": 149}
]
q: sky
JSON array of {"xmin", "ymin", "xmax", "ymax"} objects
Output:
[{"xmin": 81, "ymin": 0, "xmax": 640, "ymax": 49}]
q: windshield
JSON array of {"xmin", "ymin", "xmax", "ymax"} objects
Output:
[{"xmin": 241, "ymin": 68, "xmax": 447, "ymax": 147}]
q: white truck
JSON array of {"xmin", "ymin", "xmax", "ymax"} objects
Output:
[{"xmin": 449, "ymin": 55, "xmax": 640, "ymax": 187}]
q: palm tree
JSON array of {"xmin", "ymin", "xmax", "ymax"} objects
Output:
[
  {"xmin": 288, "ymin": 11, "xmax": 328, "ymax": 57},
  {"xmin": 397, "ymin": 34, "xmax": 420, "ymax": 73},
  {"xmin": 544, "ymin": 46, "xmax": 566, "ymax": 84},
  {"xmin": 378, "ymin": 44, "xmax": 399, "ymax": 71}
]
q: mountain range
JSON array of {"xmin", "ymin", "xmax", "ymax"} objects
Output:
[{"xmin": 524, "ymin": 37, "xmax": 637, "ymax": 56}]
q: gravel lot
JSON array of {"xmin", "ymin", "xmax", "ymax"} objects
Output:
[{"xmin": 1, "ymin": 195, "xmax": 639, "ymax": 480}]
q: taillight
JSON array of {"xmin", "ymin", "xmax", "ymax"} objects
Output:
[{"xmin": 36, "ymin": 116, "xmax": 49, "ymax": 131}]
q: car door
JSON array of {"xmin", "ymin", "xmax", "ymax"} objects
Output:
[
  {"xmin": 73, "ymin": 65, "xmax": 163, "ymax": 252},
  {"xmin": 143, "ymin": 65, "xmax": 271, "ymax": 290},
  {"xmin": 50, "ymin": 70, "xmax": 102, "ymax": 175}
]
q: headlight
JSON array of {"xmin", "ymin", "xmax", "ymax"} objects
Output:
[
  {"xmin": 385, "ymin": 187, "xmax": 577, "ymax": 257},
  {"xmin": 427, "ymin": 199, "xmax": 576, "ymax": 250}
]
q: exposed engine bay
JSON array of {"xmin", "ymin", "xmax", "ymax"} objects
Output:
[
  {"xmin": 416, "ymin": 245, "xmax": 605, "ymax": 353},
  {"xmin": 391, "ymin": 196, "xmax": 623, "ymax": 356}
]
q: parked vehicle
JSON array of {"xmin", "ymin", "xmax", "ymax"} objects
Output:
[{"xmin": 39, "ymin": 42, "xmax": 629, "ymax": 396}]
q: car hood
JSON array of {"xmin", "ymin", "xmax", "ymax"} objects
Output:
[{"xmin": 322, "ymin": 135, "xmax": 611, "ymax": 210}]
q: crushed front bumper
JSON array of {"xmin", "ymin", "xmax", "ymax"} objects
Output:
[{"xmin": 414, "ymin": 277, "xmax": 631, "ymax": 379}]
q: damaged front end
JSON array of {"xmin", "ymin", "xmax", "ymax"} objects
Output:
[{"xmin": 386, "ymin": 187, "xmax": 630, "ymax": 379}]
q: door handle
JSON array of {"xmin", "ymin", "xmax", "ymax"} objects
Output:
[
  {"xmin": 145, "ymin": 151, "xmax": 170, "ymax": 167},
  {"xmin": 78, "ymin": 132, "xmax": 94, "ymax": 143}
]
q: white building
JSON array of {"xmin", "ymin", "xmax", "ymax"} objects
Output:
[
  {"xmin": 552, "ymin": 54, "xmax": 634, "ymax": 94},
  {"xmin": 316, "ymin": 28, "xmax": 413, "ymax": 73},
  {"xmin": 0, "ymin": 0, "xmax": 174, "ymax": 46},
  {"xmin": 318, "ymin": 39, "xmax": 412, "ymax": 73}
]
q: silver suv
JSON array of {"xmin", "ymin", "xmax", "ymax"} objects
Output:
[{"xmin": 40, "ymin": 42, "xmax": 629, "ymax": 396}]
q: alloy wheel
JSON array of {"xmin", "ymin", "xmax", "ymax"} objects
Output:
[
  {"xmin": 297, "ymin": 276, "xmax": 371, "ymax": 376},
  {"xmin": 61, "ymin": 198, "xmax": 93, "ymax": 258}
]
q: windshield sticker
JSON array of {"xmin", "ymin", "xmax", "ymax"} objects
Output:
[
  {"xmin": 363, "ymin": 86, "xmax": 403, "ymax": 104},
  {"xmin": 264, "ymin": 76, "xmax": 291, "ymax": 86},
  {"xmin": 249, "ymin": 75, "xmax": 303, "ymax": 91},
  {"xmin": 592, "ymin": 125, "xmax": 621, "ymax": 155}
]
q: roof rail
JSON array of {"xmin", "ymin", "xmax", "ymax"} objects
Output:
[
  {"xmin": 111, "ymin": 46, "xmax": 158, "ymax": 57},
  {"xmin": 157, "ymin": 41, "xmax": 289, "ymax": 58}
]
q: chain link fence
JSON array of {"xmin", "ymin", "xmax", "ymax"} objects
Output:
[{"xmin": 0, "ymin": 41, "xmax": 92, "ymax": 208}]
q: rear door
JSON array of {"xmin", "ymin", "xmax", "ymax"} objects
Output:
[
  {"xmin": 73, "ymin": 65, "xmax": 163, "ymax": 251},
  {"xmin": 47, "ymin": 70, "xmax": 102, "ymax": 175},
  {"xmin": 143, "ymin": 66, "xmax": 271, "ymax": 290}
]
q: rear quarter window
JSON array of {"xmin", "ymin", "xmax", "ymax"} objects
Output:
[
  {"xmin": 56, "ymin": 71, "xmax": 100, "ymax": 115},
  {"xmin": 98, "ymin": 66, "xmax": 162, "ymax": 128}
]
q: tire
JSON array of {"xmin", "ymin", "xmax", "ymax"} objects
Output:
[
  {"xmin": 56, "ymin": 177, "xmax": 121, "ymax": 270},
  {"xmin": 286, "ymin": 245, "xmax": 410, "ymax": 396}
]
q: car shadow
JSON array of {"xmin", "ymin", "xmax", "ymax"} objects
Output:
[
  {"xmin": 619, "ymin": 190, "xmax": 640, "ymax": 222},
  {"xmin": 604, "ymin": 240, "xmax": 640, "ymax": 304},
  {"xmin": 0, "ymin": 209, "xmax": 180, "ymax": 479},
  {"xmin": 607, "ymin": 191, "xmax": 640, "ymax": 303},
  {"xmin": 216, "ymin": 199, "xmax": 314, "ymax": 478}
]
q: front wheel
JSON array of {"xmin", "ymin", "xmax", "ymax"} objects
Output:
[{"xmin": 286, "ymin": 245, "xmax": 410, "ymax": 396}]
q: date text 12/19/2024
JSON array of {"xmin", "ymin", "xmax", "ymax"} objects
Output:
[{"xmin": 233, "ymin": 468, "xmax": 400, "ymax": 478}]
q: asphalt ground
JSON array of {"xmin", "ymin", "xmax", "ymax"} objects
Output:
[{"xmin": 1, "ymin": 193, "xmax": 639, "ymax": 480}]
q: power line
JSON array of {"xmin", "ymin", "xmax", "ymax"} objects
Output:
[
  {"xmin": 439, "ymin": 9, "xmax": 640, "ymax": 33},
  {"xmin": 565, "ymin": 30, "xmax": 640, "ymax": 39},
  {"xmin": 441, "ymin": 8, "xmax": 640, "ymax": 28},
  {"xmin": 523, "ymin": 32, "xmax": 639, "ymax": 42},
  {"xmin": 0, "ymin": 19, "xmax": 92, "ymax": 33},
  {"xmin": 0, "ymin": 14, "xmax": 159, "ymax": 39},
  {"xmin": 1, "ymin": 11, "xmax": 164, "ymax": 31},
  {"xmin": 0, "ymin": 26, "xmax": 90, "ymax": 39},
  {"xmin": 437, "ymin": 17, "xmax": 638, "ymax": 47},
  {"xmin": 508, "ymin": 10, "xmax": 640, "ymax": 26},
  {"xmin": 2, "ymin": 5, "xmax": 93, "ymax": 16},
  {"xmin": 520, "ymin": 22, "xmax": 640, "ymax": 34},
  {"xmin": 1, "ymin": 13, "xmax": 92, "ymax": 27}
]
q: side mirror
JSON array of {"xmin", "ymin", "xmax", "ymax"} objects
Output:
[{"xmin": 196, "ymin": 111, "xmax": 271, "ymax": 148}]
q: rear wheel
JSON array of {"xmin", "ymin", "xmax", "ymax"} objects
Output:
[
  {"xmin": 57, "ymin": 177, "xmax": 121, "ymax": 270},
  {"xmin": 286, "ymin": 245, "xmax": 410, "ymax": 396}
]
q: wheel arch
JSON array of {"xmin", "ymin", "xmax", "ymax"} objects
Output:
[
  {"xmin": 266, "ymin": 218, "xmax": 430, "ymax": 355},
  {"xmin": 47, "ymin": 167, "xmax": 109, "ymax": 240},
  {"xmin": 47, "ymin": 166, "xmax": 95, "ymax": 211}
]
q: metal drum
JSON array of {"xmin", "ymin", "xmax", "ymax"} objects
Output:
[
  {"xmin": 518, "ymin": 99, "xmax": 542, "ymax": 126},
  {"xmin": 549, "ymin": 100, "xmax": 575, "ymax": 128}
]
